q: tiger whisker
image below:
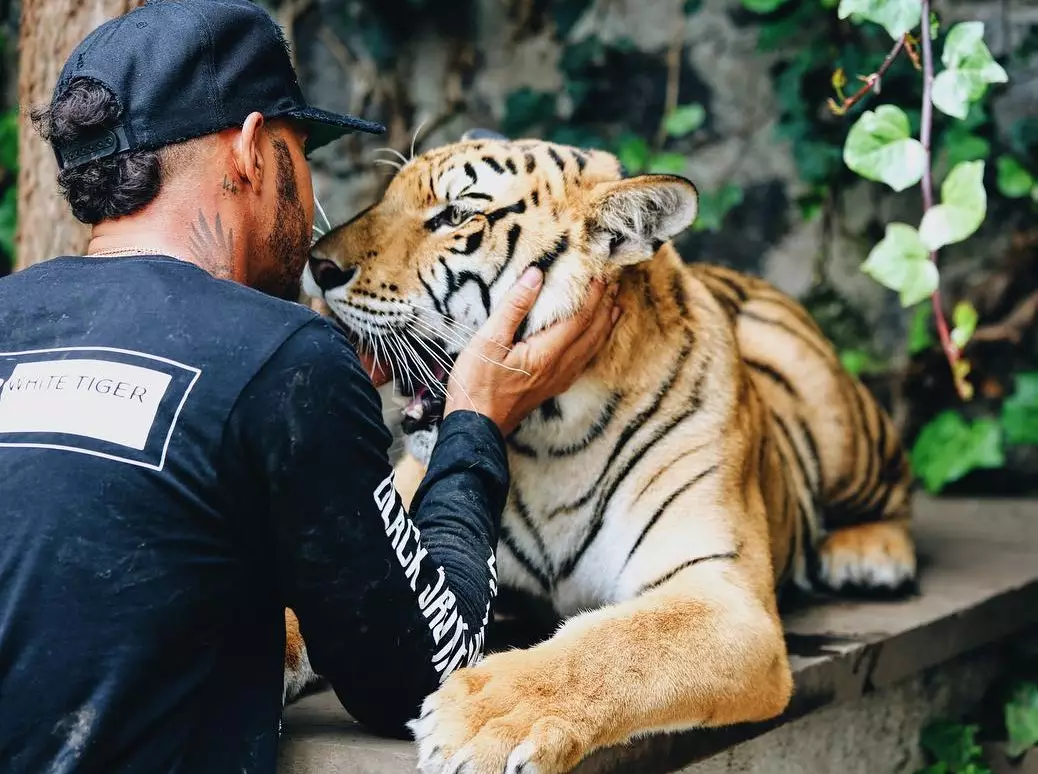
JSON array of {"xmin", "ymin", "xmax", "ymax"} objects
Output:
[
  {"xmin": 407, "ymin": 315, "xmax": 530, "ymax": 377},
  {"xmin": 374, "ymin": 146, "xmax": 409, "ymax": 165},
  {"xmin": 313, "ymin": 191, "xmax": 333, "ymax": 233},
  {"xmin": 410, "ymin": 117, "xmax": 431, "ymax": 160},
  {"xmin": 373, "ymin": 159, "xmax": 403, "ymax": 171}
]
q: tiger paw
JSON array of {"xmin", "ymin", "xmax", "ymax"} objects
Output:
[
  {"xmin": 814, "ymin": 521, "xmax": 918, "ymax": 598},
  {"xmin": 408, "ymin": 651, "xmax": 588, "ymax": 774}
]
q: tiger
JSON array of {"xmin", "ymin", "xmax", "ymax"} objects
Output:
[{"xmin": 291, "ymin": 128, "xmax": 918, "ymax": 774}]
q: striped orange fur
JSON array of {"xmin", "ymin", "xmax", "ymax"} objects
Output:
[{"xmin": 291, "ymin": 130, "xmax": 917, "ymax": 774}]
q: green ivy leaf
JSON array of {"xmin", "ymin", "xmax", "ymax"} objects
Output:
[
  {"xmin": 1001, "ymin": 372, "xmax": 1038, "ymax": 446},
  {"xmin": 837, "ymin": 0, "xmax": 921, "ymax": 39},
  {"xmin": 843, "ymin": 105, "xmax": 926, "ymax": 192},
  {"xmin": 1005, "ymin": 682, "xmax": 1038, "ymax": 758},
  {"xmin": 910, "ymin": 412, "xmax": 1004, "ymax": 493},
  {"xmin": 941, "ymin": 128, "xmax": 990, "ymax": 167},
  {"xmin": 663, "ymin": 104, "xmax": 706, "ymax": 138},
  {"xmin": 996, "ymin": 156, "xmax": 1035, "ymax": 199},
  {"xmin": 932, "ymin": 22, "xmax": 1009, "ymax": 120},
  {"xmin": 615, "ymin": 133, "xmax": 651, "ymax": 175},
  {"xmin": 840, "ymin": 348, "xmax": 886, "ymax": 376},
  {"xmin": 950, "ymin": 300, "xmax": 979, "ymax": 350},
  {"xmin": 741, "ymin": 0, "xmax": 791, "ymax": 12},
  {"xmin": 690, "ymin": 184, "xmax": 744, "ymax": 233},
  {"xmin": 861, "ymin": 223, "xmax": 939, "ymax": 307},
  {"xmin": 918, "ymin": 160, "xmax": 987, "ymax": 251},
  {"xmin": 647, "ymin": 152, "xmax": 688, "ymax": 174},
  {"xmin": 908, "ymin": 303, "xmax": 936, "ymax": 354}
]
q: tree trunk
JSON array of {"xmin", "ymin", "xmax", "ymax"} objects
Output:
[{"xmin": 15, "ymin": 0, "xmax": 144, "ymax": 271}]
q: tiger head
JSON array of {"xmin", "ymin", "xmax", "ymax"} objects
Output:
[{"xmin": 303, "ymin": 130, "xmax": 698, "ymax": 457}]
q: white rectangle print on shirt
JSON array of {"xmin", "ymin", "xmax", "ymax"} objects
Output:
[
  {"xmin": 0, "ymin": 359, "xmax": 172, "ymax": 449},
  {"xmin": 0, "ymin": 347, "xmax": 200, "ymax": 470}
]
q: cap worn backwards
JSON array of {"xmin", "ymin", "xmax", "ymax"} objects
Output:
[{"xmin": 50, "ymin": 0, "xmax": 385, "ymax": 171}]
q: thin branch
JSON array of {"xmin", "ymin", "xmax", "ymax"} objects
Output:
[
  {"xmin": 918, "ymin": 0, "xmax": 966, "ymax": 398},
  {"xmin": 828, "ymin": 35, "xmax": 909, "ymax": 116},
  {"xmin": 655, "ymin": 0, "xmax": 686, "ymax": 151}
]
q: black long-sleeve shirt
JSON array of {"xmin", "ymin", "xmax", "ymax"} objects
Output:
[{"xmin": 0, "ymin": 254, "xmax": 508, "ymax": 774}]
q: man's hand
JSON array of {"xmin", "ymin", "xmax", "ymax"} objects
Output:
[{"xmin": 445, "ymin": 266, "xmax": 621, "ymax": 436}]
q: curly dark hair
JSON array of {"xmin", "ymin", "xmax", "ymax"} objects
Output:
[{"xmin": 30, "ymin": 78, "xmax": 195, "ymax": 225}]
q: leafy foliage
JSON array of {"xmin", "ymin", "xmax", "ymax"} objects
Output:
[
  {"xmin": 838, "ymin": 0, "xmax": 920, "ymax": 40},
  {"xmin": 861, "ymin": 223, "xmax": 937, "ymax": 306},
  {"xmin": 843, "ymin": 105, "xmax": 924, "ymax": 192},
  {"xmin": 917, "ymin": 160, "xmax": 987, "ymax": 251},
  {"xmin": 931, "ymin": 22, "xmax": 1008, "ymax": 120},
  {"xmin": 1005, "ymin": 682, "xmax": 1038, "ymax": 759},
  {"xmin": 910, "ymin": 410, "xmax": 1004, "ymax": 494},
  {"xmin": 1001, "ymin": 373, "xmax": 1038, "ymax": 447},
  {"xmin": 916, "ymin": 720, "xmax": 991, "ymax": 773}
]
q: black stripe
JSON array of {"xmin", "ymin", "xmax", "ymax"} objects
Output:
[
  {"xmin": 545, "ymin": 334, "xmax": 696, "ymax": 521},
  {"xmin": 505, "ymin": 158, "xmax": 517, "ymax": 175},
  {"xmin": 448, "ymin": 229, "xmax": 485, "ymax": 255},
  {"xmin": 559, "ymin": 355, "xmax": 708, "ymax": 577},
  {"xmin": 515, "ymin": 233, "xmax": 571, "ymax": 341},
  {"xmin": 481, "ymin": 155, "xmax": 505, "ymax": 174},
  {"xmin": 545, "ymin": 391, "xmax": 622, "ymax": 457},
  {"xmin": 637, "ymin": 551, "xmax": 739, "ymax": 595},
  {"xmin": 463, "ymin": 162, "xmax": 478, "ymax": 186},
  {"xmin": 571, "ymin": 150, "xmax": 588, "ymax": 172},
  {"xmin": 710, "ymin": 271, "xmax": 749, "ymax": 302},
  {"xmin": 486, "ymin": 199, "xmax": 527, "ymax": 226},
  {"xmin": 513, "ymin": 488, "xmax": 553, "ymax": 581},
  {"xmin": 418, "ymin": 269, "xmax": 446, "ymax": 316},
  {"xmin": 547, "ymin": 147, "xmax": 566, "ymax": 173},
  {"xmin": 622, "ymin": 464, "xmax": 718, "ymax": 569},
  {"xmin": 506, "ymin": 436, "xmax": 539, "ymax": 458},
  {"xmin": 462, "ymin": 192, "xmax": 493, "ymax": 201},
  {"xmin": 500, "ymin": 526, "xmax": 550, "ymax": 592},
  {"xmin": 770, "ymin": 409, "xmax": 812, "ymax": 496},
  {"xmin": 633, "ymin": 441, "xmax": 709, "ymax": 502},
  {"xmin": 539, "ymin": 398, "xmax": 562, "ymax": 421},
  {"xmin": 746, "ymin": 359, "xmax": 798, "ymax": 398},
  {"xmin": 530, "ymin": 190, "xmax": 540, "ymax": 207},
  {"xmin": 798, "ymin": 416, "xmax": 823, "ymax": 490},
  {"xmin": 534, "ymin": 232, "xmax": 570, "ymax": 273},
  {"xmin": 447, "ymin": 270, "xmax": 492, "ymax": 317},
  {"xmin": 740, "ymin": 310, "xmax": 834, "ymax": 362},
  {"xmin": 525, "ymin": 153, "xmax": 536, "ymax": 173},
  {"xmin": 670, "ymin": 272, "xmax": 689, "ymax": 316},
  {"xmin": 489, "ymin": 224, "xmax": 523, "ymax": 290},
  {"xmin": 828, "ymin": 381, "xmax": 878, "ymax": 514}
]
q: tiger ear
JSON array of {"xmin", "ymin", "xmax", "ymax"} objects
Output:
[
  {"xmin": 586, "ymin": 175, "xmax": 698, "ymax": 265},
  {"xmin": 461, "ymin": 128, "xmax": 509, "ymax": 142}
]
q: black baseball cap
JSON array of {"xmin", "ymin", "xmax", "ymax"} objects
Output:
[{"xmin": 50, "ymin": 0, "xmax": 385, "ymax": 170}]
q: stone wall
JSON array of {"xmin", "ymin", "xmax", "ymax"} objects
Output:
[{"xmin": 277, "ymin": 0, "xmax": 1038, "ymax": 363}]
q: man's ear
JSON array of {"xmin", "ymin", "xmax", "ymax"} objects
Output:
[
  {"xmin": 585, "ymin": 175, "xmax": 698, "ymax": 265},
  {"xmin": 233, "ymin": 111, "xmax": 265, "ymax": 194}
]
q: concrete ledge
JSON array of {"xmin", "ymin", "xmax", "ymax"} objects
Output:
[{"xmin": 277, "ymin": 497, "xmax": 1038, "ymax": 774}]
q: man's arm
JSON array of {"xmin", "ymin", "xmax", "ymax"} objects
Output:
[{"xmin": 226, "ymin": 318, "xmax": 508, "ymax": 736}]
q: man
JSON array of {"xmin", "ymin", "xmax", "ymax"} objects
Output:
[{"xmin": 0, "ymin": 1, "xmax": 619, "ymax": 772}]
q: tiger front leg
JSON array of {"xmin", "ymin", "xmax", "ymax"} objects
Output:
[{"xmin": 409, "ymin": 558, "xmax": 793, "ymax": 774}]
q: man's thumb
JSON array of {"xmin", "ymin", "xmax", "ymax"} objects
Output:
[{"xmin": 486, "ymin": 266, "xmax": 543, "ymax": 342}]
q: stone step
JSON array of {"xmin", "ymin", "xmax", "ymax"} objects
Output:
[{"xmin": 277, "ymin": 496, "xmax": 1038, "ymax": 774}]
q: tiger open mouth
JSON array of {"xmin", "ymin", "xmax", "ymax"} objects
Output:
[{"xmin": 334, "ymin": 317, "xmax": 453, "ymax": 436}]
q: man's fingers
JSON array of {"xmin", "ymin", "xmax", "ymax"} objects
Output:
[
  {"xmin": 554, "ymin": 292, "xmax": 619, "ymax": 375},
  {"xmin": 480, "ymin": 266, "xmax": 544, "ymax": 349}
]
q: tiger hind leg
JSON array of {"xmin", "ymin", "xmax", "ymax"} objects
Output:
[{"xmin": 812, "ymin": 520, "xmax": 918, "ymax": 599}]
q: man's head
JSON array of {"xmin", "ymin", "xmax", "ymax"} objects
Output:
[{"xmin": 33, "ymin": 0, "xmax": 384, "ymax": 299}]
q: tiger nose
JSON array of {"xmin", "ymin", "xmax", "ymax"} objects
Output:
[{"xmin": 308, "ymin": 255, "xmax": 357, "ymax": 292}]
